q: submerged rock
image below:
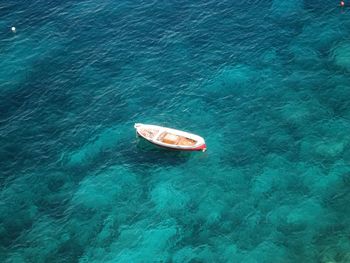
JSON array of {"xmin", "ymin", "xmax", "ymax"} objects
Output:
[
  {"xmin": 108, "ymin": 220, "xmax": 179, "ymax": 263},
  {"xmin": 286, "ymin": 198, "xmax": 324, "ymax": 230},
  {"xmin": 150, "ymin": 181, "xmax": 190, "ymax": 214},
  {"xmin": 201, "ymin": 64, "xmax": 257, "ymax": 97},
  {"xmin": 332, "ymin": 42, "xmax": 350, "ymax": 71},
  {"xmin": 241, "ymin": 241, "xmax": 288, "ymax": 263},
  {"xmin": 72, "ymin": 165, "xmax": 140, "ymax": 210},
  {"xmin": 172, "ymin": 245, "xmax": 214, "ymax": 263},
  {"xmin": 271, "ymin": 0, "xmax": 304, "ymax": 17},
  {"xmin": 66, "ymin": 125, "xmax": 130, "ymax": 167}
]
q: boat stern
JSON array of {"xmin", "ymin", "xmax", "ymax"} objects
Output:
[{"xmin": 195, "ymin": 143, "xmax": 207, "ymax": 152}]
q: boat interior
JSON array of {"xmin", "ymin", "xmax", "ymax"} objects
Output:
[
  {"xmin": 158, "ymin": 132, "xmax": 197, "ymax": 146},
  {"xmin": 138, "ymin": 128, "xmax": 159, "ymax": 139}
]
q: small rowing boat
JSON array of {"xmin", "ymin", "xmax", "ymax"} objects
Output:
[{"xmin": 134, "ymin": 123, "xmax": 206, "ymax": 152}]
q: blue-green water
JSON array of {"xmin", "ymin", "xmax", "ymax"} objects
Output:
[{"xmin": 1, "ymin": 0, "xmax": 350, "ymax": 262}]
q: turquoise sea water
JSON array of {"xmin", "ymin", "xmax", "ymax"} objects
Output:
[{"xmin": 1, "ymin": 0, "xmax": 350, "ymax": 262}]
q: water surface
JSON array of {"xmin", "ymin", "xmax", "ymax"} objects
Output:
[{"xmin": 1, "ymin": 0, "xmax": 350, "ymax": 262}]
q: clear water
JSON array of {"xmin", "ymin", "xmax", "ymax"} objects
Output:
[{"xmin": 1, "ymin": 0, "xmax": 350, "ymax": 262}]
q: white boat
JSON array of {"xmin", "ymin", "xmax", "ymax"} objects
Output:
[{"xmin": 134, "ymin": 123, "xmax": 206, "ymax": 152}]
